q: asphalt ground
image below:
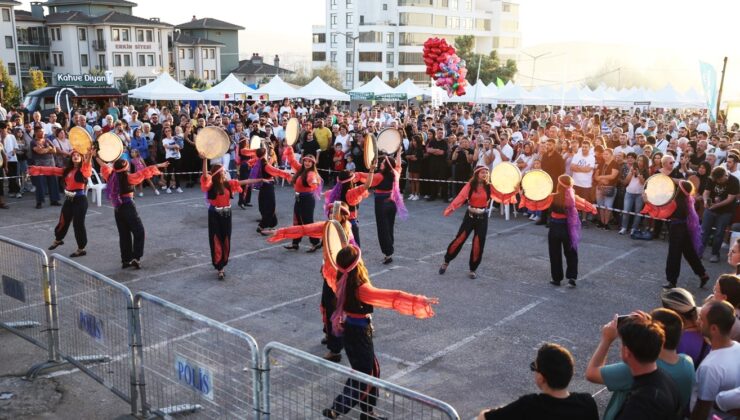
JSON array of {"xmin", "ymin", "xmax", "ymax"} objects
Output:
[{"xmin": 0, "ymin": 182, "xmax": 726, "ymax": 419}]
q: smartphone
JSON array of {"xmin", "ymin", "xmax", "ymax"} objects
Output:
[{"xmin": 617, "ymin": 315, "xmax": 630, "ymax": 327}]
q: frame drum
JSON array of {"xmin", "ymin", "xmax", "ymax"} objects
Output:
[
  {"xmin": 376, "ymin": 128, "xmax": 402, "ymax": 154},
  {"xmin": 249, "ymin": 135, "xmax": 263, "ymax": 150},
  {"xmin": 490, "ymin": 162, "xmax": 521, "ymax": 195},
  {"xmin": 323, "ymin": 220, "xmax": 349, "ymax": 269},
  {"xmin": 644, "ymin": 174, "xmax": 676, "ymax": 207},
  {"xmin": 195, "ymin": 126, "xmax": 230, "ymax": 159},
  {"xmin": 363, "ymin": 133, "xmax": 377, "ymax": 169},
  {"xmin": 69, "ymin": 126, "xmax": 93, "ymax": 155},
  {"xmin": 521, "ymin": 170, "xmax": 553, "ymax": 202},
  {"xmin": 97, "ymin": 132, "xmax": 124, "ymax": 163},
  {"xmin": 285, "ymin": 118, "xmax": 300, "ymax": 146}
]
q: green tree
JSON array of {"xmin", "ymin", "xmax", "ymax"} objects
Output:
[
  {"xmin": 30, "ymin": 69, "xmax": 48, "ymax": 91},
  {"xmin": 287, "ymin": 65, "xmax": 344, "ymax": 91},
  {"xmin": 184, "ymin": 74, "xmax": 207, "ymax": 90},
  {"xmin": 454, "ymin": 35, "xmax": 517, "ymax": 86},
  {"xmin": 90, "ymin": 67, "xmax": 105, "ymax": 77},
  {"xmin": 386, "ymin": 78, "xmax": 401, "ymax": 88},
  {"xmin": 0, "ymin": 60, "xmax": 21, "ymax": 106},
  {"xmin": 117, "ymin": 71, "xmax": 137, "ymax": 93}
]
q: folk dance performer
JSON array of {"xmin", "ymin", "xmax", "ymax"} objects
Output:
[
  {"xmin": 365, "ymin": 150, "xmax": 407, "ymax": 264},
  {"xmin": 324, "ymin": 170, "xmax": 373, "ymax": 247},
  {"xmin": 248, "ymin": 145, "xmax": 283, "ymax": 235},
  {"xmin": 280, "ymin": 146, "xmax": 323, "ymax": 252}
]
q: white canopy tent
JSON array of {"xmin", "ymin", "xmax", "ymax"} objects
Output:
[
  {"xmin": 296, "ymin": 77, "xmax": 350, "ymax": 101},
  {"xmin": 393, "ymin": 79, "xmax": 426, "ymax": 98},
  {"xmin": 128, "ymin": 73, "xmax": 203, "ymax": 101},
  {"xmin": 201, "ymin": 74, "xmax": 262, "ymax": 101},
  {"xmin": 446, "ymin": 80, "xmax": 496, "ymax": 104},
  {"xmin": 349, "ymin": 76, "xmax": 404, "ymax": 100},
  {"xmin": 258, "ymin": 75, "xmax": 300, "ymax": 101}
]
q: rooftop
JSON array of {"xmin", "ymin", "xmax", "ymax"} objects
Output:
[
  {"xmin": 44, "ymin": 10, "xmax": 172, "ymax": 26},
  {"xmin": 41, "ymin": 0, "xmax": 137, "ymax": 7},
  {"xmin": 173, "ymin": 32, "xmax": 224, "ymax": 47},
  {"xmin": 176, "ymin": 16, "xmax": 244, "ymax": 31},
  {"xmin": 229, "ymin": 53, "xmax": 293, "ymax": 76},
  {"xmin": 15, "ymin": 9, "xmax": 45, "ymax": 22}
]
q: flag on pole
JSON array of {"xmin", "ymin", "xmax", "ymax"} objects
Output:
[
  {"xmin": 496, "ymin": 77, "xmax": 505, "ymax": 88},
  {"xmin": 698, "ymin": 61, "xmax": 718, "ymax": 121}
]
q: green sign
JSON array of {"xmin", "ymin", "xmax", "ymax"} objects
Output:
[
  {"xmin": 55, "ymin": 73, "xmax": 109, "ymax": 87},
  {"xmin": 349, "ymin": 91, "xmax": 374, "ymax": 100},
  {"xmin": 376, "ymin": 93, "xmax": 408, "ymax": 101}
]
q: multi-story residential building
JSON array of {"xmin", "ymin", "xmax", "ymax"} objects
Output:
[
  {"xmin": 170, "ymin": 32, "xmax": 222, "ymax": 84},
  {"xmin": 311, "ymin": 0, "xmax": 521, "ymax": 89},
  {"xmin": 0, "ymin": 0, "xmax": 21, "ymax": 91},
  {"xmin": 15, "ymin": 4, "xmax": 51, "ymax": 92},
  {"xmin": 175, "ymin": 16, "xmax": 243, "ymax": 81}
]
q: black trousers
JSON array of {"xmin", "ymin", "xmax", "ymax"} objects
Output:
[
  {"xmin": 444, "ymin": 211, "xmax": 488, "ymax": 271},
  {"xmin": 374, "ymin": 195, "xmax": 396, "ymax": 257},
  {"xmin": 350, "ymin": 218, "xmax": 361, "ymax": 248},
  {"xmin": 320, "ymin": 279, "xmax": 343, "ymax": 354},
  {"xmin": 548, "ymin": 222, "xmax": 578, "ymax": 282},
  {"xmin": 238, "ymin": 162, "xmax": 252, "ymax": 206},
  {"xmin": 6, "ymin": 162, "xmax": 20, "ymax": 194},
  {"xmin": 114, "ymin": 201, "xmax": 145, "ymax": 263},
  {"xmin": 666, "ymin": 222, "xmax": 706, "ymax": 285},
  {"xmin": 55, "ymin": 195, "xmax": 88, "ymax": 249},
  {"xmin": 208, "ymin": 208, "xmax": 232, "ymax": 271},
  {"xmin": 331, "ymin": 322, "xmax": 379, "ymax": 415},
  {"xmin": 292, "ymin": 193, "xmax": 320, "ymax": 246},
  {"xmin": 258, "ymin": 183, "xmax": 278, "ymax": 229}
]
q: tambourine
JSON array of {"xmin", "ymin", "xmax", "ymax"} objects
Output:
[
  {"xmin": 490, "ymin": 162, "xmax": 521, "ymax": 204},
  {"xmin": 195, "ymin": 126, "xmax": 230, "ymax": 159},
  {"xmin": 363, "ymin": 133, "xmax": 377, "ymax": 169},
  {"xmin": 249, "ymin": 135, "xmax": 263, "ymax": 150},
  {"xmin": 641, "ymin": 173, "xmax": 678, "ymax": 219},
  {"xmin": 376, "ymin": 128, "xmax": 402, "ymax": 155},
  {"xmin": 96, "ymin": 132, "xmax": 124, "ymax": 163},
  {"xmin": 285, "ymin": 118, "xmax": 300, "ymax": 147},
  {"xmin": 323, "ymin": 220, "xmax": 348, "ymax": 269},
  {"xmin": 69, "ymin": 126, "xmax": 93, "ymax": 155},
  {"xmin": 519, "ymin": 170, "xmax": 554, "ymax": 211}
]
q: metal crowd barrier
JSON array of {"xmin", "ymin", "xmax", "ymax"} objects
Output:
[
  {"xmin": 134, "ymin": 292, "xmax": 262, "ymax": 419},
  {"xmin": 261, "ymin": 341, "xmax": 460, "ymax": 420},
  {"xmin": 50, "ymin": 254, "xmax": 139, "ymax": 414},
  {"xmin": 0, "ymin": 236, "xmax": 58, "ymax": 366}
]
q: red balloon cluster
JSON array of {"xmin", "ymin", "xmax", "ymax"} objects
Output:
[{"xmin": 423, "ymin": 37, "xmax": 467, "ymax": 97}]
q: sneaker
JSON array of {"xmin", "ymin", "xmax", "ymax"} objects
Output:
[
  {"xmin": 709, "ymin": 255, "xmax": 720, "ymax": 263},
  {"xmin": 165, "ymin": 188, "xmax": 172, "ymax": 194},
  {"xmin": 323, "ymin": 352, "xmax": 341, "ymax": 363},
  {"xmin": 15, "ymin": 193, "xmax": 22, "ymax": 199},
  {"xmin": 176, "ymin": 187, "xmax": 183, "ymax": 193},
  {"xmin": 567, "ymin": 278, "xmax": 577, "ymax": 287},
  {"xmin": 618, "ymin": 228, "xmax": 627, "ymax": 235},
  {"xmin": 138, "ymin": 192, "xmax": 144, "ymax": 197},
  {"xmin": 423, "ymin": 195, "xmax": 430, "ymax": 199},
  {"xmin": 29, "ymin": 185, "xmax": 36, "ymax": 193},
  {"xmin": 154, "ymin": 189, "xmax": 160, "ymax": 196},
  {"xmin": 529, "ymin": 214, "xmax": 537, "ymax": 220},
  {"xmin": 160, "ymin": 185, "xmax": 167, "ymax": 190}
]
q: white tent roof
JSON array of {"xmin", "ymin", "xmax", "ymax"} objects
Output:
[
  {"xmin": 259, "ymin": 75, "xmax": 300, "ymax": 101},
  {"xmin": 446, "ymin": 80, "xmax": 495, "ymax": 103},
  {"xmin": 393, "ymin": 79, "xmax": 426, "ymax": 98},
  {"xmin": 349, "ymin": 76, "xmax": 395, "ymax": 96},
  {"xmin": 128, "ymin": 73, "xmax": 203, "ymax": 101},
  {"xmin": 496, "ymin": 81, "xmax": 527, "ymax": 104},
  {"xmin": 201, "ymin": 74, "xmax": 261, "ymax": 101},
  {"xmin": 296, "ymin": 77, "xmax": 350, "ymax": 101}
]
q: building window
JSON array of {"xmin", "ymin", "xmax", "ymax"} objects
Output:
[
  {"xmin": 464, "ymin": 0, "xmax": 472, "ymax": 11},
  {"xmin": 330, "ymin": 14, "xmax": 337, "ymax": 28},
  {"xmin": 330, "ymin": 33, "xmax": 337, "ymax": 47},
  {"xmin": 386, "ymin": 32, "xmax": 394, "ymax": 47},
  {"xmin": 330, "ymin": 51, "xmax": 337, "ymax": 63},
  {"xmin": 346, "ymin": 13, "xmax": 353, "ymax": 25},
  {"xmin": 502, "ymin": 2, "xmax": 518, "ymax": 13},
  {"xmin": 358, "ymin": 52, "xmax": 382, "ymax": 62},
  {"xmin": 387, "ymin": 71, "xmax": 394, "ymax": 81},
  {"xmin": 1, "ymin": 8, "xmax": 10, "ymax": 22},
  {"xmin": 475, "ymin": 19, "xmax": 491, "ymax": 31},
  {"xmin": 398, "ymin": 71, "xmax": 430, "ymax": 83},
  {"xmin": 434, "ymin": 15, "xmax": 446, "ymax": 28},
  {"xmin": 203, "ymin": 70, "xmax": 209, "ymax": 79},
  {"xmin": 178, "ymin": 48, "xmax": 185, "ymax": 59},
  {"xmin": 98, "ymin": 54, "xmax": 106, "ymax": 68},
  {"xmin": 359, "ymin": 31, "xmax": 382, "ymax": 43},
  {"xmin": 501, "ymin": 20, "xmax": 518, "ymax": 32},
  {"xmin": 180, "ymin": 70, "xmax": 186, "ymax": 79},
  {"xmin": 385, "ymin": 52, "xmax": 394, "ymax": 68},
  {"xmin": 312, "ymin": 33, "xmax": 326, "ymax": 43},
  {"xmin": 112, "ymin": 28, "xmax": 129, "ymax": 42},
  {"xmin": 400, "ymin": 32, "xmax": 447, "ymax": 46},
  {"xmin": 330, "ymin": 0, "xmax": 337, "ymax": 8},
  {"xmin": 383, "ymin": 3, "xmax": 388, "ymax": 10},
  {"xmin": 80, "ymin": 54, "xmax": 88, "ymax": 67},
  {"xmin": 113, "ymin": 54, "xmax": 121, "ymax": 66},
  {"xmin": 136, "ymin": 29, "xmax": 144, "ymax": 42},
  {"xmin": 462, "ymin": 17, "xmax": 473, "ymax": 30},
  {"xmin": 52, "ymin": 52, "xmax": 64, "ymax": 67},
  {"xmin": 7, "ymin": 62, "xmax": 15, "ymax": 75},
  {"xmin": 50, "ymin": 27, "xmax": 61, "ymax": 41},
  {"xmin": 112, "ymin": 29, "xmax": 119, "ymax": 41},
  {"xmin": 345, "ymin": 70, "xmax": 352, "ymax": 84},
  {"xmin": 122, "ymin": 29, "xmax": 129, "ymax": 41},
  {"xmin": 189, "ymin": 70, "xmax": 194, "ymax": 76},
  {"xmin": 202, "ymin": 49, "xmax": 208, "ymax": 59},
  {"xmin": 312, "ymin": 51, "xmax": 326, "ymax": 61},
  {"xmin": 113, "ymin": 53, "xmax": 132, "ymax": 67},
  {"xmin": 188, "ymin": 49, "xmax": 193, "ymax": 58},
  {"xmin": 345, "ymin": 51, "xmax": 353, "ymax": 63},
  {"xmin": 210, "ymin": 70, "xmax": 215, "ymax": 79},
  {"xmin": 345, "ymin": 32, "xmax": 353, "ymax": 47},
  {"xmin": 145, "ymin": 29, "xmax": 153, "ymax": 42},
  {"xmin": 138, "ymin": 54, "xmax": 145, "ymax": 66},
  {"xmin": 358, "ymin": 71, "xmax": 381, "ymax": 82},
  {"xmin": 447, "ymin": 16, "xmax": 459, "ymax": 29},
  {"xmin": 399, "ymin": 13, "xmax": 433, "ymax": 26},
  {"xmin": 5, "ymin": 36, "xmax": 12, "ymax": 49},
  {"xmin": 399, "ymin": 52, "xmax": 424, "ymax": 65},
  {"xmin": 449, "ymin": 0, "xmax": 458, "ymax": 9},
  {"xmin": 346, "ymin": 0, "xmax": 352, "ymax": 5},
  {"xmin": 78, "ymin": 28, "xmax": 86, "ymax": 41}
]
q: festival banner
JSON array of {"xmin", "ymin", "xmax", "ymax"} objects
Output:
[{"xmin": 698, "ymin": 61, "xmax": 718, "ymax": 121}]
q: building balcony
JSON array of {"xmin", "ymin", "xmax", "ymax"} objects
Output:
[
  {"xmin": 92, "ymin": 40, "xmax": 106, "ymax": 51},
  {"xmin": 20, "ymin": 64, "xmax": 52, "ymax": 72},
  {"xmin": 17, "ymin": 38, "xmax": 50, "ymax": 47}
]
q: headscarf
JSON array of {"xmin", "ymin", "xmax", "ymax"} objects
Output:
[
  {"xmin": 383, "ymin": 155, "xmax": 408, "ymax": 220},
  {"xmin": 559, "ymin": 175, "xmax": 582, "ymax": 251},
  {"xmin": 330, "ymin": 245, "xmax": 362, "ymax": 336},
  {"xmin": 680, "ymin": 181, "xmax": 703, "ymax": 256},
  {"xmin": 105, "ymin": 160, "xmax": 129, "ymax": 207}
]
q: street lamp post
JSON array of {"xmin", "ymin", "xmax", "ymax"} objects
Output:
[
  {"xmin": 520, "ymin": 51, "xmax": 551, "ymax": 87},
  {"xmin": 335, "ymin": 32, "xmax": 359, "ymax": 90}
]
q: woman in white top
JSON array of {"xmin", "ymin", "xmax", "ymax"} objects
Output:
[
  {"xmin": 334, "ymin": 124, "xmax": 351, "ymax": 153},
  {"xmin": 162, "ymin": 126, "xmax": 182, "ymax": 193},
  {"xmin": 620, "ymin": 153, "xmax": 648, "ymax": 235},
  {"xmin": 515, "ymin": 142, "xmax": 536, "ymax": 174}
]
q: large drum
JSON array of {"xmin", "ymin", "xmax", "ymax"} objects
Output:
[
  {"xmin": 285, "ymin": 118, "xmax": 300, "ymax": 147},
  {"xmin": 323, "ymin": 220, "xmax": 348, "ymax": 269},
  {"xmin": 195, "ymin": 126, "xmax": 230, "ymax": 159},
  {"xmin": 521, "ymin": 170, "xmax": 553, "ymax": 202},
  {"xmin": 69, "ymin": 126, "xmax": 93, "ymax": 155},
  {"xmin": 376, "ymin": 128, "xmax": 402, "ymax": 154},
  {"xmin": 490, "ymin": 162, "xmax": 521, "ymax": 203},
  {"xmin": 363, "ymin": 133, "xmax": 377, "ymax": 169},
  {"xmin": 249, "ymin": 135, "xmax": 263, "ymax": 150},
  {"xmin": 644, "ymin": 174, "xmax": 676, "ymax": 207},
  {"xmin": 96, "ymin": 132, "xmax": 124, "ymax": 163}
]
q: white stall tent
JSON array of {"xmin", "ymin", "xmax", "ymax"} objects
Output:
[
  {"xmin": 393, "ymin": 79, "xmax": 426, "ymax": 99},
  {"xmin": 258, "ymin": 75, "xmax": 300, "ymax": 101},
  {"xmin": 349, "ymin": 76, "xmax": 404, "ymax": 100},
  {"xmin": 446, "ymin": 80, "xmax": 495, "ymax": 104},
  {"xmin": 128, "ymin": 73, "xmax": 203, "ymax": 101},
  {"xmin": 296, "ymin": 77, "xmax": 350, "ymax": 101},
  {"xmin": 201, "ymin": 74, "xmax": 262, "ymax": 101}
]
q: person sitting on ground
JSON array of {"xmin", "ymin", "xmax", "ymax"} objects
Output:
[
  {"xmin": 476, "ymin": 343, "xmax": 598, "ymax": 420},
  {"xmin": 691, "ymin": 300, "xmax": 740, "ymax": 420},
  {"xmin": 585, "ymin": 309, "xmax": 694, "ymax": 420}
]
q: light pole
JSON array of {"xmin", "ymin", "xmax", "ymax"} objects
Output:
[
  {"xmin": 334, "ymin": 32, "xmax": 359, "ymax": 90},
  {"xmin": 520, "ymin": 51, "xmax": 551, "ymax": 87}
]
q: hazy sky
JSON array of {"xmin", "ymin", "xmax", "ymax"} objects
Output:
[{"xmin": 17, "ymin": 0, "xmax": 740, "ymax": 96}]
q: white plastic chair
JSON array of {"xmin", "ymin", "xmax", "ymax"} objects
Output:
[{"xmin": 87, "ymin": 168, "xmax": 107, "ymax": 207}]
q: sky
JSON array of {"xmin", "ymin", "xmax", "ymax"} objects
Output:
[{"xmin": 16, "ymin": 0, "xmax": 740, "ymax": 98}]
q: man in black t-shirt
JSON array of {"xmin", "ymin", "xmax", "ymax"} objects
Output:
[
  {"xmin": 477, "ymin": 343, "xmax": 598, "ymax": 420},
  {"xmin": 702, "ymin": 166, "xmax": 739, "ymax": 262}
]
